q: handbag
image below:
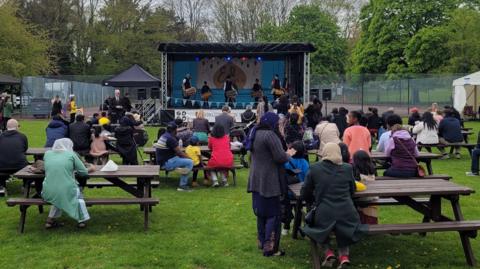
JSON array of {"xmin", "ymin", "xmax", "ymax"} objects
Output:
[{"xmin": 395, "ymin": 137, "xmax": 426, "ymax": 177}]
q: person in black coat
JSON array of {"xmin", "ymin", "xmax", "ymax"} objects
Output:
[
  {"xmin": 108, "ymin": 89, "xmax": 125, "ymax": 124},
  {"xmin": 51, "ymin": 95, "xmax": 62, "ymax": 116},
  {"xmin": 0, "ymin": 119, "xmax": 28, "ymax": 191},
  {"xmin": 305, "ymin": 98, "xmax": 323, "ymax": 129},
  {"xmin": 115, "ymin": 115, "xmax": 139, "ymax": 165},
  {"xmin": 68, "ymin": 114, "xmax": 92, "ymax": 153},
  {"xmin": 333, "ymin": 107, "xmax": 348, "ymax": 139}
]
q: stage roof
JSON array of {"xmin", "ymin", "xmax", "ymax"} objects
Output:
[
  {"xmin": 0, "ymin": 74, "xmax": 21, "ymax": 85},
  {"xmin": 103, "ymin": 64, "xmax": 160, "ymax": 87},
  {"xmin": 157, "ymin": 42, "xmax": 316, "ymax": 54}
]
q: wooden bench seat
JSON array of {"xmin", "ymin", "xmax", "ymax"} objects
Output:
[
  {"xmin": 368, "ymin": 220, "xmax": 480, "ymax": 235},
  {"xmin": 85, "ymin": 181, "xmax": 160, "ymax": 189},
  {"xmin": 356, "ymin": 197, "xmax": 430, "ymax": 207},
  {"xmin": 308, "ymin": 221, "xmax": 480, "ymax": 269},
  {"xmin": 419, "ymin": 143, "xmax": 475, "ymax": 155},
  {"xmin": 6, "ymin": 197, "xmax": 159, "ymax": 233},
  {"xmin": 161, "ymin": 164, "xmax": 244, "ymax": 186},
  {"xmin": 376, "ymin": 174, "xmax": 452, "ymax": 180}
]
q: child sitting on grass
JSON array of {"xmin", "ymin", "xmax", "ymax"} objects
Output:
[
  {"xmin": 185, "ymin": 136, "xmax": 206, "ymax": 187},
  {"xmin": 352, "ymin": 150, "xmax": 378, "ymax": 224}
]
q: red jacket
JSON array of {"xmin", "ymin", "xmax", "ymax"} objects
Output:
[{"xmin": 207, "ymin": 135, "xmax": 233, "ymax": 168}]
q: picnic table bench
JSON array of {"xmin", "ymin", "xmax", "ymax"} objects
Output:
[
  {"xmin": 7, "ymin": 165, "xmax": 160, "ymax": 233},
  {"xmin": 370, "ymin": 151, "xmax": 441, "ymax": 175},
  {"xmin": 288, "ymin": 179, "xmax": 480, "ymax": 267},
  {"xmin": 418, "ymin": 142, "xmax": 476, "ymax": 155},
  {"xmin": 26, "ymin": 148, "xmax": 119, "ymax": 162}
]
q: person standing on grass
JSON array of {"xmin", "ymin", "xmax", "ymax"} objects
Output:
[
  {"xmin": 215, "ymin": 105, "xmax": 234, "ymax": 135},
  {"xmin": 247, "ymin": 112, "xmax": 296, "ymax": 257},
  {"xmin": 301, "ymin": 142, "xmax": 367, "ymax": 268},
  {"xmin": 51, "ymin": 95, "xmax": 62, "ymax": 117},
  {"xmin": 1, "ymin": 95, "xmax": 13, "ymax": 131},
  {"xmin": 42, "ymin": 138, "xmax": 96, "ymax": 229},
  {"xmin": 67, "ymin": 95, "xmax": 77, "ymax": 123},
  {"xmin": 343, "ymin": 110, "xmax": 371, "ymax": 159},
  {"xmin": 154, "ymin": 122, "xmax": 194, "ymax": 192},
  {"xmin": 192, "ymin": 110, "xmax": 210, "ymax": 144},
  {"xmin": 0, "ymin": 119, "xmax": 28, "ymax": 193},
  {"xmin": 438, "ymin": 109, "xmax": 463, "ymax": 159}
]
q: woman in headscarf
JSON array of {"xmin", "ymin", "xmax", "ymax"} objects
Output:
[
  {"xmin": 41, "ymin": 138, "xmax": 95, "ymax": 228},
  {"xmin": 247, "ymin": 112, "xmax": 296, "ymax": 256},
  {"xmin": 300, "ymin": 143, "xmax": 367, "ymax": 268}
]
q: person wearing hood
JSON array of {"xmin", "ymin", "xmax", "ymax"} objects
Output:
[
  {"xmin": 0, "ymin": 119, "xmax": 28, "ymax": 193},
  {"xmin": 114, "ymin": 115, "xmax": 139, "ymax": 165},
  {"xmin": 384, "ymin": 124, "xmax": 420, "ymax": 177},
  {"xmin": 247, "ymin": 112, "xmax": 297, "ymax": 257},
  {"xmin": 45, "ymin": 115, "xmax": 68, "ymax": 147},
  {"xmin": 42, "ymin": 138, "xmax": 95, "ymax": 229},
  {"xmin": 300, "ymin": 143, "xmax": 367, "ymax": 268}
]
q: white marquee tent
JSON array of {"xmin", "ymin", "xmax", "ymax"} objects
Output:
[{"xmin": 453, "ymin": 71, "xmax": 480, "ymax": 112}]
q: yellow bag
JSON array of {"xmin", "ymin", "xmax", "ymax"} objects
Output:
[{"xmin": 355, "ymin": 181, "xmax": 367, "ymax": 192}]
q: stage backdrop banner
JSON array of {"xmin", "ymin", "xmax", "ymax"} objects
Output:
[
  {"xmin": 196, "ymin": 58, "xmax": 262, "ymax": 90},
  {"xmin": 175, "ymin": 109, "xmax": 244, "ymax": 123}
]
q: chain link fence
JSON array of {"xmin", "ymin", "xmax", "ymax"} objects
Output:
[
  {"xmin": 310, "ymin": 73, "xmax": 468, "ymax": 114},
  {"xmin": 20, "ymin": 76, "xmax": 114, "ymax": 117}
]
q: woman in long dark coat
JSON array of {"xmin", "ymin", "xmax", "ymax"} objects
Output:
[
  {"xmin": 301, "ymin": 142, "xmax": 367, "ymax": 267},
  {"xmin": 247, "ymin": 112, "xmax": 296, "ymax": 256}
]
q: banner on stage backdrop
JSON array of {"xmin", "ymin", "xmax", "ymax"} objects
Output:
[
  {"xmin": 175, "ymin": 109, "xmax": 244, "ymax": 123},
  {"xmin": 196, "ymin": 57, "xmax": 262, "ymax": 90}
]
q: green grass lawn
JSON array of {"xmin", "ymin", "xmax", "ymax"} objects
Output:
[{"xmin": 1, "ymin": 119, "xmax": 480, "ymax": 269}]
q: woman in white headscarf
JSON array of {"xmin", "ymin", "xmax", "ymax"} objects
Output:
[
  {"xmin": 300, "ymin": 143, "xmax": 367, "ymax": 267},
  {"xmin": 41, "ymin": 138, "xmax": 94, "ymax": 228}
]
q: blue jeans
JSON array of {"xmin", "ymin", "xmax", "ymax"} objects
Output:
[
  {"xmin": 471, "ymin": 148, "xmax": 480, "ymax": 173},
  {"xmin": 164, "ymin": 156, "xmax": 194, "ymax": 187}
]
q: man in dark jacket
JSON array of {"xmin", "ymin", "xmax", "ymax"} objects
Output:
[
  {"xmin": 108, "ymin": 89, "xmax": 125, "ymax": 124},
  {"xmin": 69, "ymin": 114, "xmax": 92, "ymax": 152},
  {"xmin": 45, "ymin": 115, "xmax": 68, "ymax": 147},
  {"xmin": 0, "ymin": 119, "xmax": 28, "ymax": 193},
  {"xmin": 438, "ymin": 109, "xmax": 463, "ymax": 159},
  {"xmin": 215, "ymin": 106, "xmax": 234, "ymax": 135}
]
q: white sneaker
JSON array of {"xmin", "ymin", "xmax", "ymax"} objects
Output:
[
  {"xmin": 212, "ymin": 181, "xmax": 219, "ymax": 187},
  {"xmin": 222, "ymin": 182, "xmax": 229, "ymax": 187},
  {"xmin": 281, "ymin": 228, "xmax": 289, "ymax": 236},
  {"xmin": 466, "ymin": 172, "xmax": 479, "ymax": 176}
]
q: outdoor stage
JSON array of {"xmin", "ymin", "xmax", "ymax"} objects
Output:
[{"xmin": 156, "ymin": 42, "xmax": 315, "ymax": 110}]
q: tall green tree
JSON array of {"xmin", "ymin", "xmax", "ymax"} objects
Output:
[
  {"xmin": 351, "ymin": 0, "xmax": 458, "ymax": 74},
  {"xmin": 257, "ymin": 4, "xmax": 347, "ymax": 75},
  {"xmin": 0, "ymin": 2, "xmax": 52, "ymax": 76}
]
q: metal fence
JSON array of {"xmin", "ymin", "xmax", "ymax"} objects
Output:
[
  {"xmin": 21, "ymin": 76, "xmax": 114, "ymax": 116},
  {"xmin": 310, "ymin": 73, "xmax": 468, "ymax": 112}
]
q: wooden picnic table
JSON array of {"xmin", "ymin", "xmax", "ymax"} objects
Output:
[
  {"xmin": 288, "ymin": 179, "xmax": 480, "ymax": 267},
  {"xmin": 10, "ymin": 165, "xmax": 160, "ymax": 232},
  {"xmin": 370, "ymin": 151, "xmax": 440, "ymax": 175},
  {"xmin": 26, "ymin": 148, "xmax": 118, "ymax": 161}
]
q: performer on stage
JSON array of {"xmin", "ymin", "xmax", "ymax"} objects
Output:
[
  {"xmin": 251, "ymin": 78, "xmax": 263, "ymax": 104},
  {"xmin": 182, "ymin": 74, "xmax": 196, "ymax": 99},
  {"xmin": 200, "ymin": 81, "xmax": 212, "ymax": 108},
  {"xmin": 282, "ymin": 77, "xmax": 290, "ymax": 96},
  {"xmin": 224, "ymin": 76, "xmax": 237, "ymax": 105},
  {"xmin": 271, "ymin": 74, "xmax": 285, "ymax": 101}
]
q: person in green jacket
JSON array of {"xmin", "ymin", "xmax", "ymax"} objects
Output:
[
  {"xmin": 300, "ymin": 143, "xmax": 367, "ymax": 268},
  {"xmin": 41, "ymin": 138, "xmax": 94, "ymax": 228}
]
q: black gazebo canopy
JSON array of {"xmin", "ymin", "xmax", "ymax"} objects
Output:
[
  {"xmin": 0, "ymin": 74, "xmax": 21, "ymax": 85},
  {"xmin": 157, "ymin": 42, "xmax": 316, "ymax": 55},
  {"xmin": 103, "ymin": 64, "xmax": 160, "ymax": 87}
]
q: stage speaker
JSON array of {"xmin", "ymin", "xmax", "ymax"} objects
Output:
[
  {"xmin": 137, "ymin": 89, "xmax": 146, "ymax": 100},
  {"xmin": 322, "ymin": 89, "xmax": 332, "ymax": 101},
  {"xmin": 151, "ymin": 88, "xmax": 160, "ymax": 99},
  {"xmin": 160, "ymin": 109, "xmax": 175, "ymax": 125},
  {"xmin": 310, "ymin": 88, "xmax": 319, "ymax": 99}
]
